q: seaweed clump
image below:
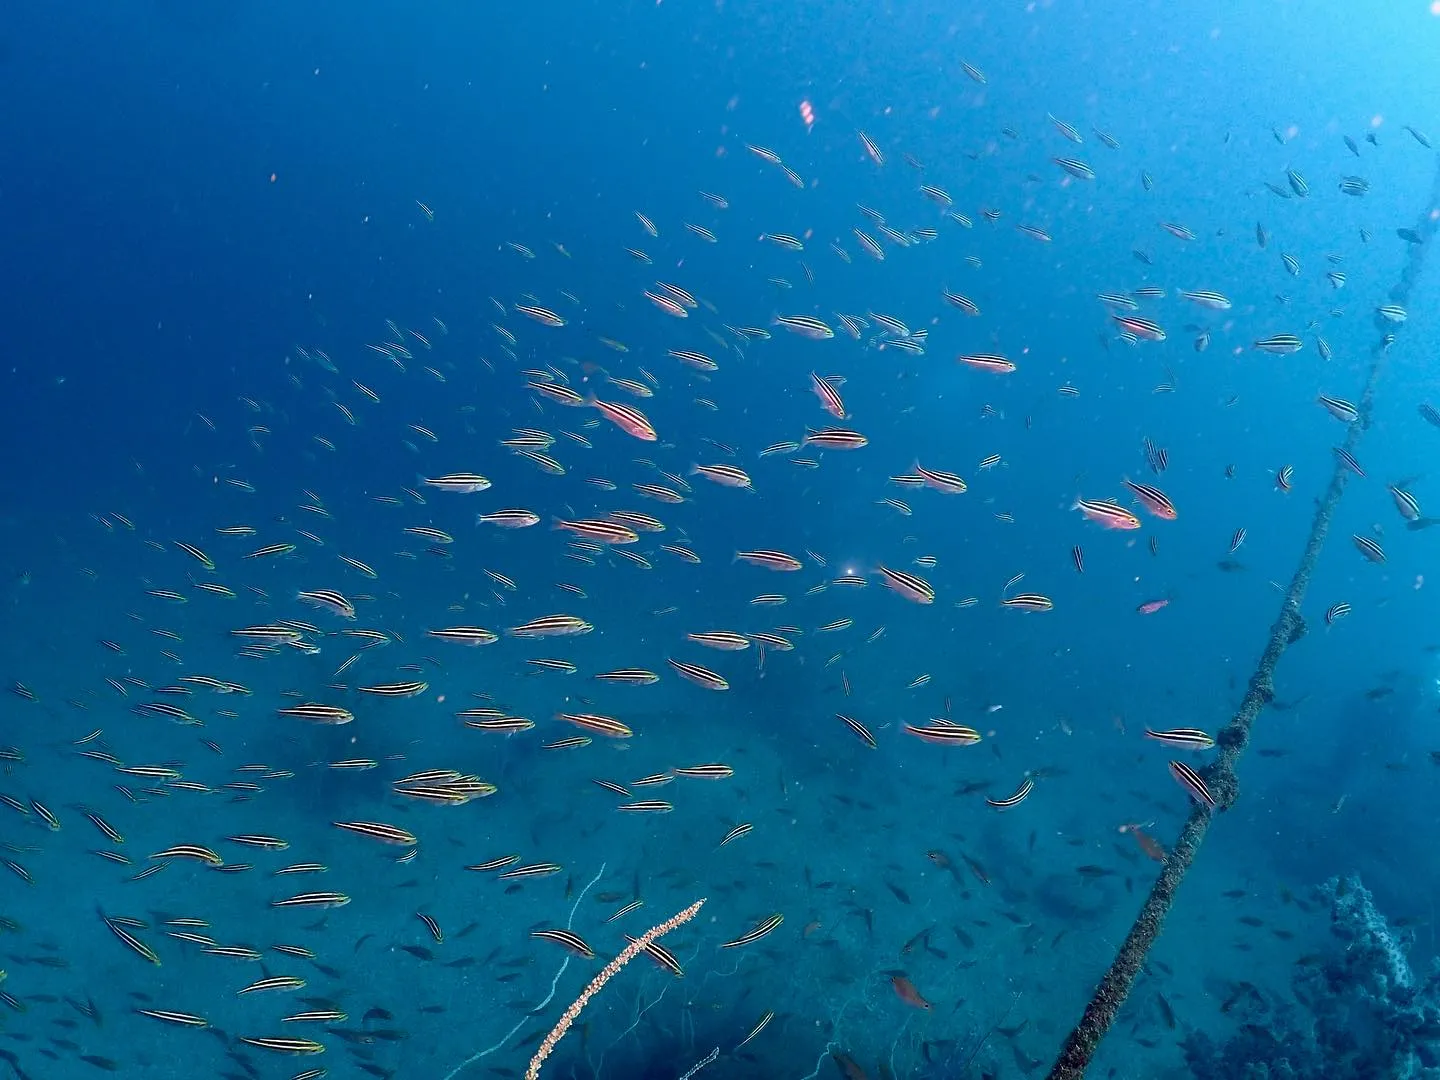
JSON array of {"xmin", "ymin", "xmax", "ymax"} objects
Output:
[{"xmin": 1183, "ymin": 876, "xmax": 1440, "ymax": 1079}]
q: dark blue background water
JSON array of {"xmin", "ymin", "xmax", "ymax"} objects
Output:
[{"xmin": 3, "ymin": 3, "xmax": 1440, "ymax": 1078}]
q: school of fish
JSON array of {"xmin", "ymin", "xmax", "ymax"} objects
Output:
[{"xmin": 2, "ymin": 74, "xmax": 1437, "ymax": 1080}]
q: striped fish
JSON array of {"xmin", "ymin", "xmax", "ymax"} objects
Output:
[
  {"xmin": 720, "ymin": 914, "xmax": 784, "ymax": 949},
  {"xmin": 1168, "ymin": 760, "xmax": 1216, "ymax": 810},
  {"xmin": 1144, "ymin": 728, "xmax": 1215, "ymax": 751}
]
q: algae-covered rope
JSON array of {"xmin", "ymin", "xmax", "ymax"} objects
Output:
[{"xmin": 1045, "ymin": 157, "xmax": 1440, "ymax": 1080}]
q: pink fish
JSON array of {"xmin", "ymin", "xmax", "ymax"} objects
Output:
[
  {"xmin": 1123, "ymin": 478, "xmax": 1177, "ymax": 520},
  {"xmin": 1136, "ymin": 598, "xmax": 1170, "ymax": 615},
  {"xmin": 1120, "ymin": 823, "xmax": 1166, "ymax": 862},
  {"xmin": 587, "ymin": 397, "xmax": 657, "ymax": 441},
  {"xmin": 891, "ymin": 973, "xmax": 932, "ymax": 1010},
  {"xmin": 810, "ymin": 371, "xmax": 846, "ymax": 418},
  {"xmin": 1074, "ymin": 497, "xmax": 1142, "ymax": 530}
]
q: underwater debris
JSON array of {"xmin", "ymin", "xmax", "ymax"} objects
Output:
[{"xmin": 1182, "ymin": 876, "xmax": 1440, "ymax": 1080}]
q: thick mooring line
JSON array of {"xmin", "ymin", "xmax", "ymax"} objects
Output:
[{"xmin": 1045, "ymin": 159, "xmax": 1440, "ymax": 1080}]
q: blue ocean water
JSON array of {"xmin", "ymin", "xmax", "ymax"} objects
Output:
[{"xmin": 4, "ymin": 2, "xmax": 1440, "ymax": 1078}]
